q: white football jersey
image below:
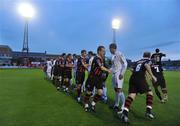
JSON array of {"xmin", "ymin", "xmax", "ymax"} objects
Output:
[
  {"xmin": 73, "ymin": 59, "xmax": 78, "ymax": 71},
  {"xmin": 88, "ymin": 56, "xmax": 94, "ymax": 72},
  {"xmin": 111, "ymin": 51, "xmax": 127, "ymax": 74},
  {"xmin": 46, "ymin": 60, "xmax": 53, "ymax": 73}
]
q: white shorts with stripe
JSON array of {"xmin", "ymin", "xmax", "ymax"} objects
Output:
[{"xmin": 112, "ymin": 71, "xmax": 124, "ymax": 89}]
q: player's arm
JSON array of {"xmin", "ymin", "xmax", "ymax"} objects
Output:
[
  {"xmin": 100, "ymin": 66, "xmax": 112, "ymax": 74},
  {"xmin": 60, "ymin": 64, "xmax": 64, "ymax": 67},
  {"xmin": 66, "ymin": 64, "xmax": 74, "ymax": 68},
  {"xmin": 97, "ymin": 59, "xmax": 112, "ymax": 73},
  {"xmin": 65, "ymin": 62, "xmax": 74, "ymax": 68},
  {"xmin": 144, "ymin": 63, "xmax": 157, "ymax": 82},
  {"xmin": 151, "ymin": 54, "xmax": 154, "ymax": 59},
  {"xmin": 82, "ymin": 61, "xmax": 89, "ymax": 69},
  {"xmin": 161, "ymin": 53, "xmax": 166, "ymax": 57},
  {"xmin": 59, "ymin": 60, "xmax": 65, "ymax": 68}
]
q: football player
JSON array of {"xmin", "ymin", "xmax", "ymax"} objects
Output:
[
  {"xmin": 76, "ymin": 50, "xmax": 88, "ymax": 102},
  {"xmin": 109, "ymin": 43, "xmax": 127, "ymax": 112},
  {"xmin": 63, "ymin": 54, "xmax": 74, "ymax": 93},
  {"xmin": 83, "ymin": 46, "xmax": 112, "ymax": 112},
  {"xmin": 151, "ymin": 49, "xmax": 168, "ymax": 103},
  {"xmin": 120, "ymin": 52, "xmax": 157, "ymax": 123}
]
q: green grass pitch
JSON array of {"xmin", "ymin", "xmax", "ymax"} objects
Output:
[{"xmin": 0, "ymin": 69, "xmax": 180, "ymax": 126}]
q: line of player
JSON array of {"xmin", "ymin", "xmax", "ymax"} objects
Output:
[{"xmin": 43, "ymin": 43, "xmax": 168, "ymax": 123}]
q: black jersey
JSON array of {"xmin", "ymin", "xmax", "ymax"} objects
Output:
[
  {"xmin": 101, "ymin": 58, "xmax": 109, "ymax": 81},
  {"xmin": 64, "ymin": 59, "xmax": 73, "ymax": 72},
  {"xmin": 53, "ymin": 60, "xmax": 60, "ymax": 76},
  {"xmin": 59, "ymin": 58, "xmax": 65, "ymax": 69},
  {"xmin": 77, "ymin": 57, "xmax": 87, "ymax": 73},
  {"xmin": 131, "ymin": 58, "xmax": 151, "ymax": 78},
  {"xmin": 90, "ymin": 56, "xmax": 104, "ymax": 77},
  {"xmin": 151, "ymin": 53, "xmax": 165, "ymax": 66},
  {"xmin": 151, "ymin": 64, "xmax": 163, "ymax": 75}
]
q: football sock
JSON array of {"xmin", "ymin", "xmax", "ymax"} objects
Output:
[
  {"xmin": 93, "ymin": 94, "xmax": 102, "ymax": 103},
  {"xmin": 124, "ymin": 96, "xmax": 133, "ymax": 112},
  {"xmin": 115, "ymin": 92, "xmax": 120, "ymax": 107},
  {"xmin": 162, "ymin": 88, "xmax": 168, "ymax": 94},
  {"xmin": 84, "ymin": 93, "xmax": 91, "ymax": 104},
  {"xmin": 120, "ymin": 92, "xmax": 125, "ymax": 109},
  {"xmin": 77, "ymin": 87, "xmax": 81, "ymax": 97},
  {"xmin": 115, "ymin": 92, "xmax": 125, "ymax": 108},
  {"xmin": 92, "ymin": 87, "xmax": 96, "ymax": 97},
  {"xmin": 103, "ymin": 86, "xmax": 107, "ymax": 99},
  {"xmin": 146, "ymin": 94, "xmax": 153, "ymax": 111}
]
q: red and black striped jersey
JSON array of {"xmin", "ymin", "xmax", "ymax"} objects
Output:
[
  {"xmin": 64, "ymin": 59, "xmax": 73, "ymax": 72},
  {"xmin": 90, "ymin": 56, "xmax": 104, "ymax": 76},
  {"xmin": 59, "ymin": 58, "xmax": 65, "ymax": 68},
  {"xmin": 77, "ymin": 57, "xmax": 87, "ymax": 72}
]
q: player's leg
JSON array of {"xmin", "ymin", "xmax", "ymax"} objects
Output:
[
  {"xmin": 47, "ymin": 72, "xmax": 51, "ymax": 80},
  {"xmin": 52, "ymin": 67, "xmax": 57, "ymax": 85},
  {"xmin": 67, "ymin": 77, "xmax": 71, "ymax": 93},
  {"xmin": 160, "ymin": 76, "xmax": 168, "ymax": 102},
  {"xmin": 91, "ymin": 88, "xmax": 103, "ymax": 112},
  {"xmin": 74, "ymin": 70, "xmax": 76, "ymax": 81},
  {"xmin": 50, "ymin": 68, "xmax": 53, "ymax": 81},
  {"xmin": 76, "ymin": 84, "xmax": 81, "ymax": 102},
  {"xmin": 58, "ymin": 74, "xmax": 63, "ymax": 89},
  {"xmin": 73, "ymin": 70, "xmax": 76, "ymax": 85},
  {"xmin": 91, "ymin": 86, "xmax": 96, "ymax": 97},
  {"xmin": 102, "ymin": 82, "xmax": 108, "ymax": 102},
  {"xmin": 81, "ymin": 73, "xmax": 86, "ymax": 93},
  {"xmin": 56, "ymin": 69, "xmax": 61, "ymax": 89},
  {"xmin": 154, "ymin": 86, "xmax": 163, "ymax": 101},
  {"xmin": 162, "ymin": 88, "xmax": 168, "ymax": 101},
  {"xmin": 121, "ymin": 93, "xmax": 136, "ymax": 123},
  {"xmin": 70, "ymin": 79, "xmax": 73, "ymax": 86},
  {"xmin": 62, "ymin": 71, "xmax": 68, "ymax": 92},
  {"xmin": 120, "ymin": 76, "xmax": 137, "ymax": 123},
  {"xmin": 76, "ymin": 72, "xmax": 84, "ymax": 102},
  {"xmin": 69, "ymin": 72, "xmax": 73, "ymax": 91},
  {"xmin": 52, "ymin": 75, "xmax": 55, "ymax": 85},
  {"xmin": 114, "ymin": 88, "xmax": 125, "ymax": 112},
  {"xmin": 83, "ymin": 77, "xmax": 93, "ymax": 111},
  {"xmin": 84, "ymin": 90, "xmax": 92, "ymax": 112},
  {"xmin": 90, "ymin": 77, "xmax": 104, "ymax": 112},
  {"xmin": 55, "ymin": 68, "xmax": 60, "ymax": 90},
  {"xmin": 113, "ymin": 72, "xmax": 125, "ymax": 111},
  {"xmin": 76, "ymin": 72, "xmax": 81, "ymax": 97},
  {"xmin": 81, "ymin": 81, "xmax": 86, "ymax": 92},
  {"xmin": 153, "ymin": 81, "xmax": 163, "ymax": 102},
  {"xmin": 60, "ymin": 70, "xmax": 64, "ymax": 89},
  {"xmin": 56, "ymin": 76, "xmax": 61, "ymax": 90},
  {"xmin": 63, "ymin": 77, "xmax": 70, "ymax": 92},
  {"xmin": 54, "ymin": 76, "xmax": 58, "ymax": 86},
  {"xmin": 62, "ymin": 72, "xmax": 66, "ymax": 90},
  {"xmin": 145, "ymin": 91, "xmax": 155, "ymax": 119}
]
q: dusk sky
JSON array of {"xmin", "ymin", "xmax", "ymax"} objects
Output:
[{"xmin": 0, "ymin": 0, "xmax": 180, "ymax": 60}]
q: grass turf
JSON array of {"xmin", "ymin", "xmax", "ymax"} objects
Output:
[{"xmin": 0, "ymin": 69, "xmax": 180, "ymax": 126}]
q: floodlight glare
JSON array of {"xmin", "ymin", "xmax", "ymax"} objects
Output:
[
  {"xmin": 18, "ymin": 3, "xmax": 35, "ymax": 18},
  {"xmin": 112, "ymin": 19, "xmax": 121, "ymax": 30}
]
